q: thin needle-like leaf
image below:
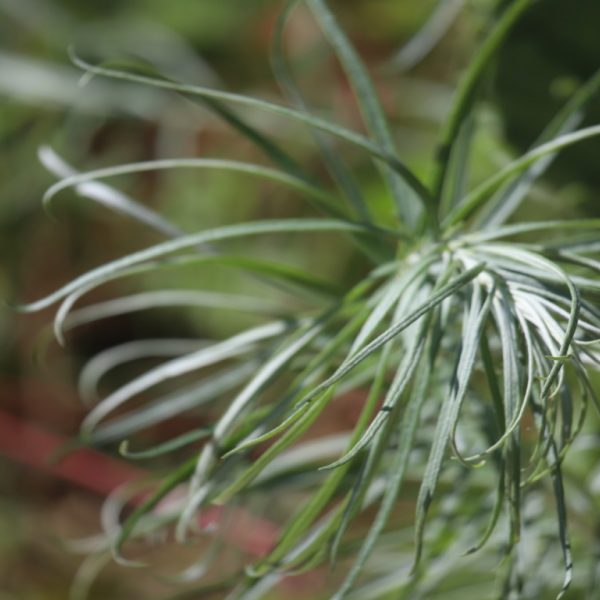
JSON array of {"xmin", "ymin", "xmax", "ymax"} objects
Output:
[
  {"xmin": 319, "ymin": 317, "xmax": 428, "ymax": 471},
  {"xmin": 332, "ymin": 328, "xmax": 434, "ymax": 599},
  {"xmin": 87, "ymin": 362, "xmax": 257, "ymax": 445},
  {"xmin": 306, "ymin": 0, "xmax": 429, "ymax": 229},
  {"xmin": 413, "ymin": 279, "xmax": 494, "ymax": 569},
  {"xmin": 77, "ymin": 338, "xmax": 208, "ymax": 405},
  {"xmin": 226, "ymin": 263, "xmax": 484, "ymax": 457},
  {"xmin": 119, "ymin": 428, "xmax": 212, "ymax": 460},
  {"xmin": 71, "ymin": 52, "xmax": 421, "ymax": 180},
  {"xmin": 16, "ymin": 218, "xmax": 373, "ymax": 313},
  {"xmin": 445, "ymin": 125, "xmax": 600, "ymax": 227},
  {"xmin": 81, "ymin": 320, "xmax": 290, "ymax": 434},
  {"xmin": 272, "ymin": 1, "xmax": 372, "ymax": 222},
  {"xmin": 492, "ymin": 289, "xmax": 522, "ymax": 551},
  {"xmin": 431, "ymin": 0, "xmax": 535, "ymax": 205},
  {"xmin": 39, "ymin": 145, "xmax": 184, "ymax": 238},
  {"xmin": 265, "ymin": 345, "xmax": 392, "ymax": 570},
  {"xmin": 179, "ymin": 315, "xmax": 338, "ymax": 538},
  {"xmin": 42, "ymin": 157, "xmax": 347, "ymax": 219},
  {"xmin": 460, "ymin": 219, "xmax": 600, "ymax": 244},
  {"xmin": 388, "ymin": 0, "xmax": 464, "ymax": 72},
  {"xmin": 476, "ymin": 69, "xmax": 600, "ymax": 229},
  {"xmin": 550, "ymin": 443, "xmax": 573, "ymax": 600},
  {"xmin": 65, "ymin": 289, "xmax": 283, "ymax": 331},
  {"xmin": 212, "ymin": 387, "xmax": 335, "ymax": 505},
  {"xmin": 112, "ymin": 457, "xmax": 197, "ymax": 563}
]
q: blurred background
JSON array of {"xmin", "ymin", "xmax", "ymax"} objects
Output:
[{"xmin": 1, "ymin": 0, "xmax": 599, "ymax": 598}]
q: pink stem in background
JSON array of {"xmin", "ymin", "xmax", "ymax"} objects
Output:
[{"xmin": 0, "ymin": 408, "xmax": 279, "ymax": 557}]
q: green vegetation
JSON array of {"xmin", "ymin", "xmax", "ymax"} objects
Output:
[{"xmin": 7, "ymin": 1, "xmax": 600, "ymax": 598}]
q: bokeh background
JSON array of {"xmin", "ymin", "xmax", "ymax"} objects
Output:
[{"xmin": 1, "ymin": 1, "xmax": 599, "ymax": 598}]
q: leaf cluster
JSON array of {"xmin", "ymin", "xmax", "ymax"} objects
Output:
[{"xmin": 22, "ymin": 1, "xmax": 600, "ymax": 598}]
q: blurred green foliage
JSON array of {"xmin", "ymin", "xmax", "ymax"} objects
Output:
[
  {"xmin": 1, "ymin": 1, "xmax": 599, "ymax": 599},
  {"xmin": 496, "ymin": 0, "xmax": 600, "ymax": 189}
]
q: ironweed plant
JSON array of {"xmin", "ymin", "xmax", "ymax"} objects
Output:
[{"xmin": 21, "ymin": 0, "xmax": 600, "ymax": 598}]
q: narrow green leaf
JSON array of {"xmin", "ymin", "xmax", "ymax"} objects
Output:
[
  {"xmin": 329, "ymin": 272, "xmax": 452, "ymax": 567},
  {"xmin": 492, "ymin": 288, "xmax": 522, "ymax": 549},
  {"xmin": 445, "ymin": 125, "xmax": 600, "ymax": 227},
  {"xmin": 272, "ymin": 1, "xmax": 372, "ymax": 222},
  {"xmin": 112, "ymin": 457, "xmax": 196, "ymax": 563},
  {"xmin": 88, "ymin": 362, "xmax": 256, "ymax": 445},
  {"xmin": 306, "ymin": 0, "xmax": 429, "ymax": 229},
  {"xmin": 460, "ymin": 219, "xmax": 600, "ymax": 243},
  {"xmin": 413, "ymin": 279, "xmax": 494, "ymax": 569},
  {"xmin": 327, "ymin": 344, "xmax": 395, "ymax": 566},
  {"xmin": 16, "ymin": 218, "xmax": 373, "ymax": 313},
  {"xmin": 222, "ymin": 307, "xmax": 370, "ymax": 457},
  {"xmin": 180, "ymin": 311, "xmax": 348, "ymax": 535},
  {"xmin": 479, "ymin": 245, "xmax": 581, "ymax": 406},
  {"xmin": 388, "ymin": 0, "xmax": 464, "ymax": 72},
  {"xmin": 210, "ymin": 310, "xmax": 344, "ymax": 447},
  {"xmin": 255, "ymin": 349, "xmax": 390, "ymax": 574},
  {"xmin": 34, "ymin": 252, "xmax": 342, "ymax": 348},
  {"xmin": 438, "ymin": 113, "xmax": 475, "ymax": 216},
  {"xmin": 349, "ymin": 254, "xmax": 437, "ymax": 353},
  {"xmin": 299, "ymin": 263, "xmax": 485, "ymax": 415},
  {"xmin": 119, "ymin": 428, "xmax": 212, "ymax": 460},
  {"xmin": 71, "ymin": 52, "xmax": 421, "ymax": 181},
  {"xmin": 332, "ymin": 332, "xmax": 433, "ymax": 599},
  {"xmin": 549, "ymin": 444, "xmax": 573, "ymax": 600},
  {"xmin": 458, "ymin": 302, "xmax": 535, "ymax": 464},
  {"xmin": 213, "ymin": 387, "xmax": 335, "ymax": 505},
  {"xmin": 81, "ymin": 320, "xmax": 289, "ymax": 433},
  {"xmin": 39, "ymin": 145, "xmax": 184, "ymax": 238},
  {"xmin": 477, "ymin": 69, "xmax": 600, "ymax": 229},
  {"xmin": 107, "ymin": 56, "xmax": 312, "ymax": 184},
  {"xmin": 228, "ymin": 262, "xmax": 485, "ymax": 458},
  {"xmin": 320, "ymin": 317, "xmax": 428, "ymax": 471},
  {"xmin": 255, "ymin": 462, "xmax": 388, "ymax": 577},
  {"xmin": 66, "ymin": 289, "xmax": 284, "ymax": 331},
  {"xmin": 42, "ymin": 157, "xmax": 347, "ymax": 219},
  {"xmin": 465, "ymin": 474, "xmax": 505, "ymax": 555},
  {"xmin": 77, "ymin": 338, "xmax": 208, "ymax": 404},
  {"xmin": 431, "ymin": 0, "xmax": 535, "ymax": 205}
]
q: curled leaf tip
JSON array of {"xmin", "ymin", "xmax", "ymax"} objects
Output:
[
  {"xmin": 118, "ymin": 440, "xmax": 130, "ymax": 456},
  {"xmin": 112, "ymin": 553, "xmax": 147, "ymax": 569}
]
